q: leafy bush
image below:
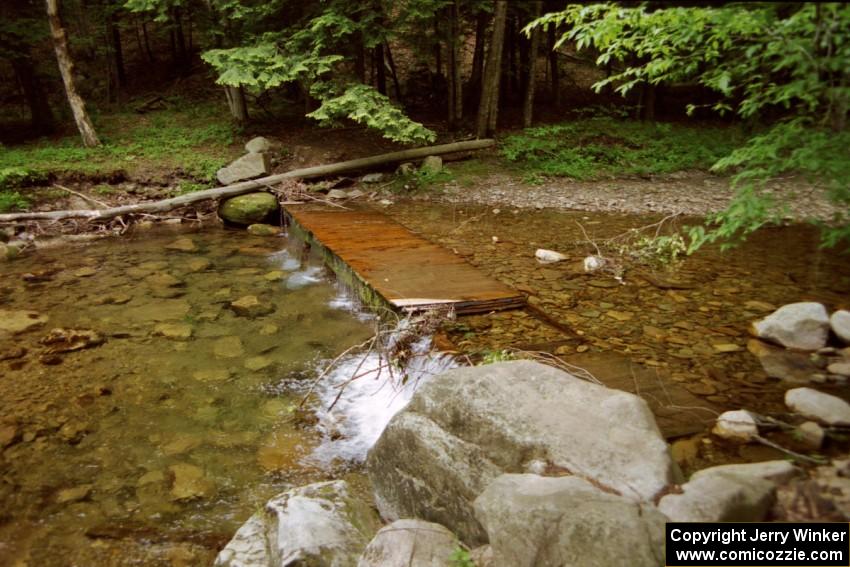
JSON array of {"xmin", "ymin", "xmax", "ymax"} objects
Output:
[
  {"xmin": 0, "ymin": 190, "xmax": 30, "ymax": 213},
  {"xmin": 501, "ymin": 119, "xmax": 739, "ymax": 180},
  {"xmin": 0, "ymin": 167, "xmax": 48, "ymax": 190}
]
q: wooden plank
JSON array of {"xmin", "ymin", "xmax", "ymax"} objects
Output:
[{"xmin": 285, "ymin": 207, "xmax": 525, "ymax": 315}]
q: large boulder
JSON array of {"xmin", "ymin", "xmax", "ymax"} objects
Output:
[
  {"xmin": 474, "ymin": 474, "xmax": 666, "ymax": 567},
  {"xmin": 218, "ymin": 192, "xmax": 279, "ymax": 226},
  {"xmin": 357, "ymin": 519, "xmax": 459, "ymax": 567},
  {"xmin": 751, "ymin": 302, "xmax": 830, "ymax": 351},
  {"xmin": 215, "ymin": 480, "xmax": 380, "ymax": 567},
  {"xmin": 217, "ymin": 153, "xmax": 270, "ymax": 185},
  {"xmin": 366, "ymin": 361, "xmax": 674, "ymax": 545},
  {"xmin": 658, "ymin": 471, "xmax": 775, "ymax": 523}
]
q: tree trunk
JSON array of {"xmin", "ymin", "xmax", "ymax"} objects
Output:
[
  {"xmin": 522, "ymin": 1, "xmax": 542, "ymax": 128},
  {"xmin": 109, "ymin": 10, "xmax": 126, "ymax": 88},
  {"xmin": 547, "ymin": 24, "xmax": 560, "ymax": 107},
  {"xmin": 224, "ymin": 86, "xmax": 249, "ymax": 125},
  {"xmin": 384, "ymin": 41, "xmax": 403, "ymax": 103},
  {"xmin": 353, "ymin": 31, "xmax": 366, "ymax": 82},
  {"xmin": 447, "ymin": 0, "xmax": 463, "ymax": 130},
  {"xmin": 476, "ymin": 0, "xmax": 507, "ymax": 138},
  {"xmin": 467, "ymin": 10, "xmax": 487, "ymax": 109},
  {"xmin": 45, "ymin": 0, "xmax": 100, "ymax": 147},
  {"xmin": 433, "ymin": 18, "xmax": 442, "ymax": 77},
  {"xmin": 173, "ymin": 7, "xmax": 188, "ymax": 74},
  {"xmin": 374, "ymin": 44, "xmax": 387, "ymax": 95},
  {"xmin": 11, "ymin": 55, "xmax": 55, "ymax": 134},
  {"xmin": 141, "ymin": 19, "xmax": 155, "ymax": 63}
]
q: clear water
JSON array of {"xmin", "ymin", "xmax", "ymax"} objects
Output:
[{"xmin": 0, "ymin": 228, "xmax": 392, "ymax": 566}]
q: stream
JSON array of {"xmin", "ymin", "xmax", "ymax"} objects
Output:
[{"xmin": 1, "ymin": 202, "xmax": 849, "ymax": 565}]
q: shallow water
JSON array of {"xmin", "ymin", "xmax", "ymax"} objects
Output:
[{"xmin": 0, "ymin": 228, "xmax": 386, "ymax": 566}]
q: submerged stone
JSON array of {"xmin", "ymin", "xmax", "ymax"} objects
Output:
[{"xmin": 0, "ymin": 309, "xmax": 48, "ymax": 336}]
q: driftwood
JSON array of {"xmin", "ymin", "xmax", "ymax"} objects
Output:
[{"xmin": 0, "ymin": 139, "xmax": 495, "ymax": 223}]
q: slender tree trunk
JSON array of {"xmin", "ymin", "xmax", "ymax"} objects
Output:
[
  {"xmin": 374, "ymin": 43, "xmax": 386, "ymax": 95},
  {"xmin": 523, "ymin": 1, "xmax": 542, "ymax": 128},
  {"xmin": 11, "ymin": 55, "xmax": 55, "ymax": 134},
  {"xmin": 447, "ymin": 0, "xmax": 462, "ymax": 130},
  {"xmin": 476, "ymin": 0, "xmax": 507, "ymax": 138},
  {"xmin": 467, "ymin": 10, "xmax": 487, "ymax": 111},
  {"xmin": 46, "ymin": 0, "xmax": 100, "ymax": 147},
  {"xmin": 141, "ymin": 19, "xmax": 155, "ymax": 63},
  {"xmin": 109, "ymin": 10, "xmax": 126, "ymax": 88},
  {"xmin": 384, "ymin": 41, "xmax": 403, "ymax": 103},
  {"xmin": 173, "ymin": 8, "xmax": 188, "ymax": 74},
  {"xmin": 353, "ymin": 31, "xmax": 366, "ymax": 82},
  {"xmin": 433, "ymin": 18, "xmax": 442, "ymax": 77},
  {"xmin": 224, "ymin": 86, "xmax": 248, "ymax": 125},
  {"xmin": 547, "ymin": 24, "xmax": 560, "ymax": 107}
]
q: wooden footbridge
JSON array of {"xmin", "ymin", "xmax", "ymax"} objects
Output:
[{"xmin": 284, "ymin": 206, "xmax": 525, "ymax": 315}]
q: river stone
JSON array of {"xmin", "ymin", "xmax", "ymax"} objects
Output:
[
  {"xmin": 165, "ymin": 237, "xmax": 196, "ymax": 252},
  {"xmin": 56, "ymin": 484, "xmax": 93, "ymax": 504},
  {"xmin": 828, "ymin": 361, "xmax": 850, "ymax": 377},
  {"xmin": 169, "ymin": 463, "xmax": 216, "ymax": 501},
  {"xmin": 712, "ymin": 410, "xmax": 758, "ymax": 442},
  {"xmin": 186, "ymin": 258, "xmax": 212, "ymax": 273},
  {"xmin": 366, "ymin": 361, "xmax": 674, "ymax": 545},
  {"xmin": 474, "ymin": 474, "xmax": 666, "ymax": 567},
  {"xmin": 245, "ymin": 136, "xmax": 271, "ymax": 154},
  {"xmin": 692, "ymin": 460, "xmax": 800, "ymax": 484},
  {"xmin": 154, "ymin": 323, "xmax": 193, "ymax": 340},
  {"xmin": 420, "ymin": 156, "xmax": 442, "ymax": 174},
  {"xmin": 0, "ymin": 309, "xmax": 48, "ymax": 336},
  {"xmin": 361, "ymin": 173, "xmax": 385, "ymax": 183},
  {"xmin": 40, "ymin": 328, "xmax": 104, "ymax": 353},
  {"xmin": 217, "ymin": 153, "xmax": 270, "ymax": 185},
  {"xmin": 832, "ymin": 311, "xmax": 850, "ymax": 344},
  {"xmin": 797, "ymin": 421, "xmax": 825, "ymax": 450},
  {"xmin": 358, "ymin": 519, "xmax": 458, "ymax": 567},
  {"xmin": 230, "ymin": 295, "xmax": 275, "ymax": 318},
  {"xmin": 218, "ymin": 192, "xmax": 279, "ymax": 226},
  {"xmin": 747, "ymin": 339, "xmax": 819, "ymax": 382},
  {"xmin": 658, "ymin": 470, "xmax": 775, "ymax": 522},
  {"xmin": 785, "ymin": 387, "xmax": 850, "ymax": 425},
  {"xmin": 214, "ymin": 480, "xmax": 380, "ymax": 567},
  {"xmin": 534, "ymin": 249, "xmax": 567, "ymax": 264},
  {"xmin": 247, "ymin": 223, "xmax": 279, "ymax": 236},
  {"xmin": 751, "ymin": 302, "xmax": 829, "ymax": 351},
  {"xmin": 213, "ymin": 336, "xmax": 244, "ymax": 359}
]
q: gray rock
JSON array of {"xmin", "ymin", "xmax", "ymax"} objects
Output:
[
  {"xmin": 367, "ymin": 361, "xmax": 674, "ymax": 545},
  {"xmin": 215, "ymin": 480, "xmax": 380, "ymax": 567},
  {"xmin": 361, "ymin": 173, "xmax": 385, "ymax": 183},
  {"xmin": 396, "ymin": 163, "xmax": 415, "ymax": 176},
  {"xmin": 712, "ymin": 410, "xmax": 758, "ymax": 442},
  {"xmin": 0, "ymin": 309, "xmax": 48, "ymax": 336},
  {"xmin": 327, "ymin": 189, "xmax": 349, "ymax": 200},
  {"xmin": 658, "ymin": 471, "xmax": 775, "ymax": 522},
  {"xmin": 358, "ymin": 519, "xmax": 458, "ymax": 567},
  {"xmin": 797, "ymin": 421, "xmax": 825, "ymax": 450},
  {"xmin": 832, "ymin": 310, "xmax": 850, "ymax": 344},
  {"xmin": 785, "ymin": 387, "xmax": 850, "ymax": 425},
  {"xmin": 419, "ymin": 156, "xmax": 442, "ymax": 174},
  {"xmin": 751, "ymin": 302, "xmax": 829, "ymax": 351},
  {"xmin": 534, "ymin": 249, "xmax": 568, "ymax": 264},
  {"xmin": 245, "ymin": 136, "xmax": 271, "ymax": 154},
  {"xmin": 747, "ymin": 339, "xmax": 820, "ymax": 382},
  {"xmin": 691, "ymin": 460, "xmax": 799, "ymax": 484},
  {"xmin": 218, "ymin": 192, "xmax": 279, "ymax": 226},
  {"xmin": 474, "ymin": 474, "xmax": 666, "ymax": 567},
  {"xmin": 827, "ymin": 361, "xmax": 850, "ymax": 377},
  {"xmin": 217, "ymin": 153, "xmax": 271, "ymax": 185}
]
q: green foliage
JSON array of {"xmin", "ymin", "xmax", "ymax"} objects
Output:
[
  {"xmin": 532, "ymin": 3, "xmax": 850, "ymax": 250},
  {"xmin": 0, "ymin": 104, "xmax": 235, "ymax": 181},
  {"xmin": 449, "ymin": 547, "xmax": 475, "ymax": 567},
  {"xmin": 308, "ymin": 84, "xmax": 436, "ymax": 144},
  {"xmin": 0, "ymin": 190, "xmax": 30, "ymax": 213},
  {"xmin": 479, "ymin": 350, "xmax": 516, "ymax": 365},
  {"xmin": 629, "ymin": 234, "xmax": 688, "ymax": 266},
  {"xmin": 501, "ymin": 119, "xmax": 739, "ymax": 180},
  {"xmin": 0, "ymin": 167, "xmax": 48, "ymax": 190}
]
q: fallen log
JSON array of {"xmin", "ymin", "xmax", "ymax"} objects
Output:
[{"xmin": 0, "ymin": 139, "xmax": 495, "ymax": 223}]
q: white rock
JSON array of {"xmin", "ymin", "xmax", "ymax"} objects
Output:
[
  {"xmin": 358, "ymin": 519, "xmax": 458, "ymax": 567},
  {"xmin": 691, "ymin": 460, "xmax": 799, "ymax": 484},
  {"xmin": 245, "ymin": 136, "xmax": 271, "ymax": 153},
  {"xmin": 827, "ymin": 361, "xmax": 850, "ymax": 377},
  {"xmin": 534, "ymin": 249, "xmax": 568, "ymax": 264},
  {"xmin": 797, "ymin": 421, "xmax": 825, "ymax": 450},
  {"xmin": 786, "ymin": 387, "xmax": 850, "ymax": 425},
  {"xmin": 420, "ymin": 156, "xmax": 442, "ymax": 174},
  {"xmin": 712, "ymin": 410, "xmax": 758, "ymax": 442},
  {"xmin": 583, "ymin": 255, "xmax": 605, "ymax": 272},
  {"xmin": 658, "ymin": 472, "xmax": 775, "ymax": 522},
  {"xmin": 474, "ymin": 474, "xmax": 667, "ymax": 567},
  {"xmin": 217, "ymin": 153, "xmax": 271, "ymax": 185},
  {"xmin": 752, "ymin": 302, "xmax": 829, "ymax": 351},
  {"xmin": 361, "ymin": 173, "xmax": 385, "ymax": 183},
  {"xmin": 832, "ymin": 310, "xmax": 850, "ymax": 344}
]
